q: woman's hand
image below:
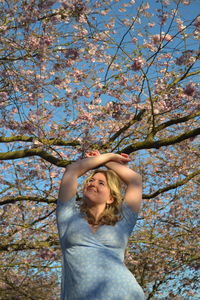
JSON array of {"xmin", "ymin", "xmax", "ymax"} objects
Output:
[
  {"xmin": 85, "ymin": 150, "xmax": 100, "ymax": 158},
  {"xmin": 85, "ymin": 150, "xmax": 131, "ymax": 164},
  {"xmin": 112, "ymin": 153, "xmax": 131, "ymax": 164},
  {"xmin": 120, "ymin": 153, "xmax": 131, "ymax": 161}
]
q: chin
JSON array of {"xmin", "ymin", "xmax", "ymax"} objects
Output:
[
  {"xmin": 83, "ymin": 192, "xmax": 94, "ymax": 202},
  {"xmin": 83, "ymin": 195, "xmax": 100, "ymax": 206}
]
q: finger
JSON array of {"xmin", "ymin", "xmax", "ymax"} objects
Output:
[
  {"xmin": 85, "ymin": 151, "xmax": 93, "ymax": 157},
  {"xmin": 94, "ymin": 150, "xmax": 100, "ymax": 155},
  {"xmin": 120, "ymin": 153, "xmax": 131, "ymax": 160},
  {"xmin": 120, "ymin": 153, "xmax": 128, "ymax": 157}
]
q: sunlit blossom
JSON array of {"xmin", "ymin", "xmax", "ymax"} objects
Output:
[{"xmin": 131, "ymin": 57, "xmax": 145, "ymax": 71}]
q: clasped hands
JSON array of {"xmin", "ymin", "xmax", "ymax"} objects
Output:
[{"xmin": 85, "ymin": 150, "xmax": 131, "ymax": 165}]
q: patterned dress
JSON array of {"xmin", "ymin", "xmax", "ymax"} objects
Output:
[{"xmin": 56, "ymin": 196, "xmax": 145, "ymax": 300}]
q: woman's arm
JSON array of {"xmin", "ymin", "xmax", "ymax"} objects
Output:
[
  {"xmin": 84, "ymin": 151, "xmax": 142, "ymax": 212},
  {"xmin": 105, "ymin": 158, "xmax": 142, "ymax": 213},
  {"xmin": 58, "ymin": 153, "xmax": 131, "ymax": 203}
]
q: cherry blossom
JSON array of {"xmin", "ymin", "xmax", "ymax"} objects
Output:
[
  {"xmin": 0, "ymin": 0, "xmax": 199, "ymax": 299},
  {"xmin": 131, "ymin": 57, "xmax": 145, "ymax": 71}
]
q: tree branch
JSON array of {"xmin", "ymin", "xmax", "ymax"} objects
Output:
[
  {"xmin": 0, "ymin": 136, "xmax": 80, "ymax": 146},
  {"xmin": 0, "ymin": 238, "xmax": 59, "ymax": 252},
  {"xmin": 1, "ymin": 127, "xmax": 199, "ymax": 166},
  {"xmin": 0, "ymin": 196, "xmax": 56, "ymax": 206},
  {"xmin": 103, "ymin": 109, "xmax": 146, "ymax": 148},
  {"xmin": 122, "ymin": 127, "xmax": 200, "ymax": 153},
  {"xmin": 154, "ymin": 110, "xmax": 200, "ymax": 133},
  {"xmin": 2, "ymin": 170, "xmax": 199, "ymax": 205},
  {"xmin": 0, "ymin": 147, "xmax": 69, "ymax": 167},
  {"xmin": 147, "ymin": 110, "xmax": 200, "ymax": 139},
  {"xmin": 167, "ymin": 66, "xmax": 200, "ymax": 90},
  {"xmin": 143, "ymin": 169, "xmax": 200, "ymax": 199}
]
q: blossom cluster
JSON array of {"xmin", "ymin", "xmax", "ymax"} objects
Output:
[{"xmin": 131, "ymin": 57, "xmax": 145, "ymax": 71}]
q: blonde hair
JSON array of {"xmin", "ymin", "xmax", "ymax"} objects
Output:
[{"xmin": 80, "ymin": 169, "xmax": 123, "ymax": 226}]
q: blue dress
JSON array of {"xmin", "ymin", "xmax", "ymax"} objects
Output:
[{"xmin": 56, "ymin": 197, "xmax": 145, "ymax": 300}]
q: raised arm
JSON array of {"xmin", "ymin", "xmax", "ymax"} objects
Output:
[
  {"xmin": 105, "ymin": 154, "xmax": 142, "ymax": 213},
  {"xmin": 58, "ymin": 153, "xmax": 131, "ymax": 203},
  {"xmin": 83, "ymin": 151, "xmax": 142, "ymax": 212}
]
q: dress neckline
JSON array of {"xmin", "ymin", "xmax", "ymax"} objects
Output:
[
  {"xmin": 89, "ymin": 224, "xmax": 99, "ymax": 233},
  {"xmin": 83, "ymin": 218, "xmax": 104, "ymax": 234}
]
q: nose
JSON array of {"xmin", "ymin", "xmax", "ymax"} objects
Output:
[
  {"xmin": 88, "ymin": 182, "xmax": 96, "ymax": 187},
  {"xmin": 88, "ymin": 180, "xmax": 97, "ymax": 188}
]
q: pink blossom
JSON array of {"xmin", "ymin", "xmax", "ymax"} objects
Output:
[
  {"xmin": 0, "ymin": 92, "xmax": 8, "ymax": 107},
  {"xmin": 158, "ymin": 12, "xmax": 168, "ymax": 25},
  {"xmin": 163, "ymin": 0, "xmax": 169, "ymax": 5},
  {"xmin": 22, "ymin": 121, "xmax": 35, "ymax": 132},
  {"xmin": 38, "ymin": 0, "xmax": 56, "ymax": 9},
  {"xmin": 151, "ymin": 33, "xmax": 172, "ymax": 44},
  {"xmin": 26, "ymin": 36, "xmax": 40, "ymax": 50},
  {"xmin": 131, "ymin": 37, "xmax": 138, "ymax": 43},
  {"xmin": 175, "ymin": 50, "xmax": 194, "ymax": 66},
  {"xmin": 143, "ymin": 42, "xmax": 156, "ymax": 51},
  {"xmin": 176, "ymin": 18, "xmax": 186, "ymax": 32},
  {"xmin": 12, "ymin": 108, "xmax": 18, "ymax": 114},
  {"xmin": 7, "ymin": 120, "xmax": 18, "ymax": 130},
  {"xmin": 64, "ymin": 48, "xmax": 79, "ymax": 60},
  {"xmin": 118, "ymin": 75, "xmax": 128, "ymax": 86},
  {"xmin": 99, "ymin": 9, "xmax": 109, "ymax": 16},
  {"xmin": 88, "ymin": 45, "xmax": 97, "ymax": 56},
  {"xmin": 194, "ymin": 16, "xmax": 200, "ymax": 32},
  {"xmin": 50, "ymin": 171, "xmax": 57, "ymax": 178},
  {"xmin": 79, "ymin": 111, "xmax": 93, "ymax": 122},
  {"xmin": 180, "ymin": 0, "xmax": 190, "ymax": 4},
  {"xmin": 39, "ymin": 249, "xmax": 56, "ymax": 260},
  {"xmin": 142, "ymin": 2, "xmax": 149, "ymax": 10},
  {"xmin": 73, "ymin": 70, "xmax": 87, "ymax": 81},
  {"xmin": 39, "ymin": 35, "xmax": 52, "ymax": 47},
  {"xmin": 105, "ymin": 20, "xmax": 115, "ymax": 29},
  {"xmin": 148, "ymin": 22, "xmax": 155, "ymax": 28},
  {"xmin": 92, "ymin": 98, "xmax": 101, "ymax": 105},
  {"xmin": 118, "ymin": 8, "xmax": 126, "ymax": 13},
  {"xmin": 62, "ymin": 0, "xmax": 87, "ymax": 21},
  {"xmin": 151, "ymin": 34, "xmax": 161, "ymax": 44},
  {"xmin": 53, "ymin": 77, "xmax": 62, "ymax": 85},
  {"xmin": 106, "ymin": 101, "xmax": 113, "ymax": 114},
  {"xmin": 52, "ymin": 97, "xmax": 61, "ymax": 107},
  {"xmin": 0, "ymin": 92, "xmax": 8, "ymax": 102},
  {"xmin": 183, "ymin": 83, "xmax": 196, "ymax": 96},
  {"xmin": 76, "ymin": 88, "xmax": 91, "ymax": 97},
  {"xmin": 131, "ymin": 57, "xmax": 145, "ymax": 71},
  {"xmin": 164, "ymin": 34, "xmax": 172, "ymax": 41}
]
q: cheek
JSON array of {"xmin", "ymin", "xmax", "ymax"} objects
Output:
[
  {"xmin": 83, "ymin": 185, "xmax": 87, "ymax": 193},
  {"xmin": 102, "ymin": 187, "xmax": 111, "ymax": 196}
]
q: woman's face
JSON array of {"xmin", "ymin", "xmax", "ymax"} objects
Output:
[{"xmin": 83, "ymin": 172, "xmax": 114, "ymax": 206}]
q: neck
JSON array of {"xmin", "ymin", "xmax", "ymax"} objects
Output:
[{"xmin": 87, "ymin": 204, "xmax": 106, "ymax": 223}]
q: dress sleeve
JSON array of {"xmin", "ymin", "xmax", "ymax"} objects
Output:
[
  {"xmin": 56, "ymin": 197, "xmax": 76, "ymax": 239},
  {"xmin": 121, "ymin": 202, "xmax": 139, "ymax": 235}
]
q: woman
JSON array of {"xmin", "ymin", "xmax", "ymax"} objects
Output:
[{"xmin": 56, "ymin": 151, "xmax": 145, "ymax": 300}]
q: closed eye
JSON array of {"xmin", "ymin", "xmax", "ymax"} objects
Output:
[{"xmin": 99, "ymin": 181, "xmax": 105, "ymax": 185}]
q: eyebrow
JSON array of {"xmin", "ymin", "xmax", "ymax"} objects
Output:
[
  {"xmin": 90, "ymin": 177, "xmax": 106, "ymax": 184},
  {"xmin": 98, "ymin": 179, "xmax": 106, "ymax": 184}
]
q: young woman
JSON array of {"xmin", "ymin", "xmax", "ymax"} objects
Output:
[{"xmin": 56, "ymin": 151, "xmax": 145, "ymax": 300}]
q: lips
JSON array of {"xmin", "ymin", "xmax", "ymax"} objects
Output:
[{"xmin": 87, "ymin": 187, "xmax": 97, "ymax": 192}]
